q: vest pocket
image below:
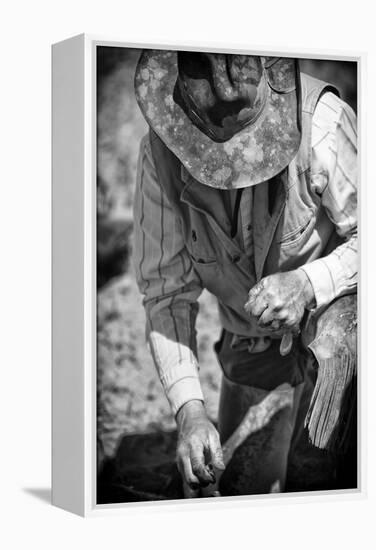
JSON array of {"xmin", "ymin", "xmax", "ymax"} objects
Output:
[
  {"xmin": 186, "ymin": 236, "xmax": 217, "ymax": 264},
  {"xmin": 277, "ymin": 215, "xmax": 315, "ymax": 249},
  {"xmin": 191, "ymin": 256, "xmax": 220, "ymax": 294},
  {"xmin": 192, "ymin": 257, "xmax": 217, "ymax": 266},
  {"xmin": 191, "ymin": 255, "xmax": 218, "ymax": 269}
]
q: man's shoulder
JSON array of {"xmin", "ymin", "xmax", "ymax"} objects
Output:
[
  {"xmin": 312, "ymin": 90, "xmax": 356, "ymax": 142},
  {"xmin": 300, "ymin": 72, "xmax": 355, "ymax": 123},
  {"xmin": 300, "ymin": 72, "xmax": 329, "ymax": 90},
  {"xmin": 300, "ymin": 72, "xmax": 340, "ymax": 114},
  {"xmin": 314, "ymin": 90, "xmax": 344, "ymax": 123}
]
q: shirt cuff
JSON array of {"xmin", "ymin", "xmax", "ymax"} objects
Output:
[
  {"xmin": 299, "ymin": 259, "xmax": 338, "ymax": 310},
  {"xmin": 166, "ymin": 376, "xmax": 204, "ymax": 417}
]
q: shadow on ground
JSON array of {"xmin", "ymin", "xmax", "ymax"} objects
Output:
[{"xmin": 23, "ymin": 488, "xmax": 51, "ymax": 504}]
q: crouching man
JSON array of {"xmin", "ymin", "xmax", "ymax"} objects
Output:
[{"xmin": 132, "ymin": 51, "xmax": 357, "ymax": 496}]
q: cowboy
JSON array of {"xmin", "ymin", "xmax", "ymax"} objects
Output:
[{"xmin": 132, "ymin": 51, "xmax": 357, "ymax": 496}]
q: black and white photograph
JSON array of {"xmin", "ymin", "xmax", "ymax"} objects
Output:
[
  {"xmin": 96, "ymin": 46, "xmax": 358, "ymax": 504},
  {"xmin": 5, "ymin": 0, "xmax": 376, "ymax": 544}
]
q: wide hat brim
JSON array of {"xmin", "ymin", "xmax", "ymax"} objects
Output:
[{"xmin": 135, "ymin": 50, "xmax": 301, "ymax": 190}]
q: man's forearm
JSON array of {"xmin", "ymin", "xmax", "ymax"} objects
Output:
[
  {"xmin": 300, "ymin": 233, "xmax": 357, "ymax": 310},
  {"xmin": 147, "ymin": 310, "xmax": 204, "ymax": 416}
]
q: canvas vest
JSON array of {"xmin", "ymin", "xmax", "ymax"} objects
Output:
[{"xmin": 149, "ymin": 74, "xmax": 341, "ymax": 337}]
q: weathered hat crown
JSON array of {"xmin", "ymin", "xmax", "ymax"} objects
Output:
[
  {"xmin": 135, "ymin": 50, "xmax": 301, "ymax": 189},
  {"xmin": 174, "ymin": 52, "xmax": 268, "ymax": 142}
]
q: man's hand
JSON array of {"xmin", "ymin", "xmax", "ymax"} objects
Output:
[
  {"xmin": 176, "ymin": 400, "xmax": 225, "ymax": 491},
  {"xmin": 244, "ymin": 269, "xmax": 315, "ymax": 336}
]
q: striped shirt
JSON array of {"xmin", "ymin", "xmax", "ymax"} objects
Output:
[{"xmin": 132, "ymin": 92, "xmax": 357, "ymax": 416}]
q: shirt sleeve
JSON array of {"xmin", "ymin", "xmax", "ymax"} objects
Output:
[
  {"xmin": 300, "ymin": 92, "xmax": 358, "ymax": 309},
  {"xmin": 132, "ymin": 132, "xmax": 204, "ymax": 416}
]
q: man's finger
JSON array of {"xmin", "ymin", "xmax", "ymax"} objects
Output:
[
  {"xmin": 178, "ymin": 453, "xmax": 200, "ymax": 488},
  {"xmin": 182, "ymin": 480, "xmax": 201, "ymax": 499},
  {"xmin": 258, "ymin": 308, "xmax": 287, "ymax": 329},
  {"xmin": 245, "ymin": 294, "xmax": 268, "ymax": 317},
  {"xmin": 208, "ymin": 433, "xmax": 225, "ymax": 471},
  {"xmin": 280, "ymin": 332, "xmax": 293, "ymax": 356},
  {"xmin": 258, "ymin": 307, "xmax": 276, "ymax": 327},
  {"xmin": 247, "ymin": 280, "xmax": 265, "ymax": 302},
  {"xmin": 190, "ymin": 446, "xmax": 213, "ymax": 485}
]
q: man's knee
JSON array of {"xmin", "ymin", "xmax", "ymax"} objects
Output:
[{"xmin": 302, "ymin": 293, "xmax": 357, "ymax": 363}]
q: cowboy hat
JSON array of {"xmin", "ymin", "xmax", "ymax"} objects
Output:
[{"xmin": 135, "ymin": 50, "xmax": 301, "ymax": 189}]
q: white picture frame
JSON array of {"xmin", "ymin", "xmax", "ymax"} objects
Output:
[{"xmin": 52, "ymin": 34, "xmax": 365, "ymax": 517}]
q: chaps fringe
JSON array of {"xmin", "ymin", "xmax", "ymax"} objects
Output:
[{"xmin": 304, "ymin": 353, "xmax": 357, "ymax": 453}]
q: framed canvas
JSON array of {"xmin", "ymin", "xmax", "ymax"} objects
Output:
[{"xmin": 52, "ymin": 34, "xmax": 364, "ymax": 517}]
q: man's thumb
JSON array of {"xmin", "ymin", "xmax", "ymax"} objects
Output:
[
  {"xmin": 209, "ymin": 437, "xmax": 225, "ymax": 470},
  {"xmin": 280, "ymin": 332, "xmax": 293, "ymax": 356}
]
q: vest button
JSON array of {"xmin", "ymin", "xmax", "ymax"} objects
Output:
[
  {"xmin": 192, "ymin": 230, "xmax": 197, "ymax": 242},
  {"xmin": 232, "ymin": 254, "xmax": 241, "ymax": 263}
]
